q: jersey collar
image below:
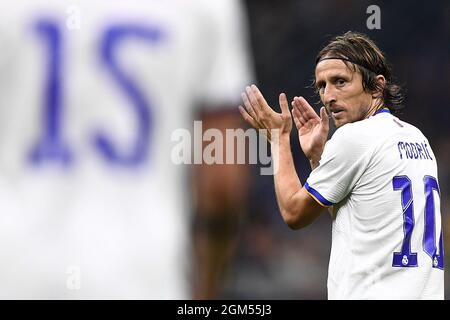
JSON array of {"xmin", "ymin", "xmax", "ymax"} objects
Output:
[{"xmin": 373, "ymin": 108, "xmax": 391, "ymax": 116}]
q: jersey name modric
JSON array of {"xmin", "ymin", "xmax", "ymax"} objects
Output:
[{"xmin": 397, "ymin": 141, "xmax": 433, "ymax": 160}]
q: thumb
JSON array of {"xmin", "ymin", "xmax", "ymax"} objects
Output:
[
  {"xmin": 279, "ymin": 93, "xmax": 290, "ymax": 116},
  {"xmin": 320, "ymin": 107, "xmax": 329, "ymax": 131}
]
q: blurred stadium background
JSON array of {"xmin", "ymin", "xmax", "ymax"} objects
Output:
[{"xmin": 220, "ymin": 0, "xmax": 450, "ymax": 299}]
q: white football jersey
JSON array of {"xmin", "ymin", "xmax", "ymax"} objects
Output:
[
  {"xmin": 305, "ymin": 109, "xmax": 444, "ymax": 299},
  {"xmin": 0, "ymin": 0, "xmax": 252, "ymax": 299}
]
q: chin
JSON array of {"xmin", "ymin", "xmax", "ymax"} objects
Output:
[
  {"xmin": 333, "ymin": 120, "xmax": 346, "ymax": 128},
  {"xmin": 334, "ymin": 116, "xmax": 354, "ymax": 128}
]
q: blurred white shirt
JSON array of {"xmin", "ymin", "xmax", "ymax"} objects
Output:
[{"xmin": 0, "ymin": 0, "xmax": 253, "ymax": 299}]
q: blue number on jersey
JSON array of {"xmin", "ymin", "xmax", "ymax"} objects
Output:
[
  {"xmin": 393, "ymin": 175, "xmax": 444, "ymax": 269},
  {"xmin": 29, "ymin": 20, "xmax": 73, "ymax": 167},
  {"xmin": 95, "ymin": 25, "xmax": 163, "ymax": 167},
  {"xmin": 30, "ymin": 19, "xmax": 164, "ymax": 168},
  {"xmin": 392, "ymin": 176, "xmax": 418, "ymax": 267},
  {"xmin": 423, "ymin": 176, "xmax": 444, "ymax": 269}
]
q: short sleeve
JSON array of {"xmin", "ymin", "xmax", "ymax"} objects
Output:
[
  {"xmin": 305, "ymin": 125, "xmax": 372, "ymax": 207},
  {"xmin": 195, "ymin": 0, "xmax": 254, "ymax": 109}
]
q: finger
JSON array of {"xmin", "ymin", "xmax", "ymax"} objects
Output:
[
  {"xmin": 241, "ymin": 92, "xmax": 258, "ymax": 120},
  {"xmin": 292, "ymin": 105, "xmax": 305, "ymax": 123},
  {"xmin": 292, "ymin": 97, "xmax": 308, "ymax": 119},
  {"xmin": 296, "ymin": 96, "xmax": 320, "ymax": 120},
  {"xmin": 292, "ymin": 101, "xmax": 306, "ymax": 124},
  {"xmin": 242, "ymin": 91, "xmax": 262, "ymax": 121},
  {"xmin": 248, "ymin": 85, "xmax": 272, "ymax": 115},
  {"xmin": 292, "ymin": 107, "xmax": 305, "ymax": 125},
  {"xmin": 319, "ymin": 106, "xmax": 330, "ymax": 132},
  {"xmin": 292, "ymin": 108, "xmax": 303, "ymax": 129},
  {"xmin": 238, "ymin": 105, "xmax": 259, "ymax": 128},
  {"xmin": 292, "ymin": 96, "xmax": 303, "ymax": 109},
  {"xmin": 279, "ymin": 93, "xmax": 290, "ymax": 116},
  {"xmin": 246, "ymin": 86, "xmax": 260, "ymax": 110},
  {"xmin": 293, "ymin": 96, "xmax": 312, "ymax": 117},
  {"xmin": 292, "ymin": 96, "xmax": 302, "ymax": 112},
  {"xmin": 301, "ymin": 97, "xmax": 321, "ymax": 119},
  {"xmin": 251, "ymin": 85, "xmax": 271, "ymax": 113}
]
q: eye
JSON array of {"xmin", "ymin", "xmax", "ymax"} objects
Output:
[
  {"xmin": 336, "ymin": 79, "xmax": 346, "ymax": 87},
  {"xmin": 316, "ymin": 83, "xmax": 325, "ymax": 94}
]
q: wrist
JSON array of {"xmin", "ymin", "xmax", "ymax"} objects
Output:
[
  {"xmin": 307, "ymin": 146, "xmax": 324, "ymax": 169},
  {"xmin": 271, "ymin": 131, "xmax": 290, "ymax": 144}
]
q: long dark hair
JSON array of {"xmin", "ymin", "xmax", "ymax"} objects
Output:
[{"xmin": 315, "ymin": 31, "xmax": 405, "ymax": 113}]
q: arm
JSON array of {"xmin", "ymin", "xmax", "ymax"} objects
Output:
[
  {"xmin": 192, "ymin": 111, "xmax": 250, "ymax": 299},
  {"xmin": 291, "ymin": 97, "xmax": 335, "ymax": 214},
  {"xmin": 239, "ymin": 85, "xmax": 327, "ymax": 229},
  {"xmin": 271, "ymin": 132, "xmax": 326, "ymax": 229}
]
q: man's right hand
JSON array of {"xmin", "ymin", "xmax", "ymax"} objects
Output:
[
  {"xmin": 291, "ymin": 97, "xmax": 329, "ymax": 169},
  {"xmin": 238, "ymin": 84, "xmax": 292, "ymax": 143}
]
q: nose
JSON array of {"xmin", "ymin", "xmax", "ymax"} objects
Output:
[{"xmin": 322, "ymin": 85, "xmax": 336, "ymax": 108}]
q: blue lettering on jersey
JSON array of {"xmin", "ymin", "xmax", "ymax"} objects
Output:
[{"xmin": 397, "ymin": 141, "xmax": 433, "ymax": 160}]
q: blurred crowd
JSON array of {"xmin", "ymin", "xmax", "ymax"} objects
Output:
[{"xmin": 221, "ymin": 0, "xmax": 450, "ymax": 299}]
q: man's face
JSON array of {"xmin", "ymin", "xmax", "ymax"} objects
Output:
[{"xmin": 315, "ymin": 59, "xmax": 373, "ymax": 128}]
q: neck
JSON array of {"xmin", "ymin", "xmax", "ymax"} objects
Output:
[{"xmin": 366, "ymin": 99, "xmax": 385, "ymax": 118}]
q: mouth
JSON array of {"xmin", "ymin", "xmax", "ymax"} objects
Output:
[{"xmin": 330, "ymin": 109, "xmax": 344, "ymax": 118}]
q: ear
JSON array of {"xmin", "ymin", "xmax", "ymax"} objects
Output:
[{"xmin": 372, "ymin": 75, "xmax": 386, "ymax": 98}]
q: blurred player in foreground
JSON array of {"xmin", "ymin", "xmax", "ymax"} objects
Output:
[
  {"xmin": 239, "ymin": 31, "xmax": 444, "ymax": 299},
  {"xmin": 0, "ymin": 0, "xmax": 252, "ymax": 299}
]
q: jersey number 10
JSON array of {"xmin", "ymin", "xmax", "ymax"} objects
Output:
[{"xmin": 392, "ymin": 175, "xmax": 444, "ymax": 269}]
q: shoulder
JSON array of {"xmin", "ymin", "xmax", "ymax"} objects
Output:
[
  {"xmin": 327, "ymin": 118, "xmax": 377, "ymax": 153},
  {"xmin": 329, "ymin": 113, "xmax": 424, "ymax": 149},
  {"xmin": 394, "ymin": 117, "xmax": 428, "ymax": 138}
]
